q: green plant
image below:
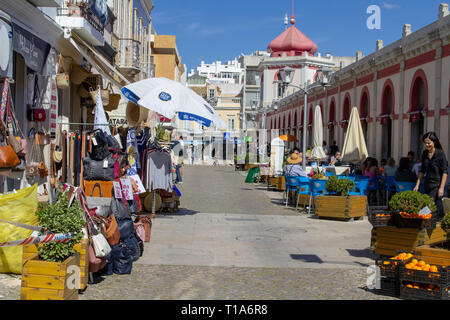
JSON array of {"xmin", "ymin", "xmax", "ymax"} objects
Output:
[
  {"xmin": 441, "ymin": 212, "xmax": 450, "ymax": 244},
  {"xmin": 35, "ymin": 188, "xmax": 85, "ymax": 262},
  {"xmin": 325, "ymin": 176, "xmax": 355, "ymax": 196},
  {"xmin": 388, "ymin": 191, "xmax": 437, "ymax": 214}
]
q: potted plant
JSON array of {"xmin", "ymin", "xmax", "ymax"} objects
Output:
[
  {"xmin": 388, "ymin": 191, "xmax": 437, "ymax": 229},
  {"xmin": 21, "ymin": 188, "xmax": 85, "ymax": 300},
  {"xmin": 314, "ymin": 176, "xmax": 366, "ymax": 220}
]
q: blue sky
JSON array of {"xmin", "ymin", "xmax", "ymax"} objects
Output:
[{"xmin": 151, "ymin": 0, "xmax": 447, "ymax": 72}]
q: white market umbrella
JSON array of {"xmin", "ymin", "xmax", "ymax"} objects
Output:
[
  {"xmin": 121, "ymin": 77, "xmax": 226, "ymax": 129},
  {"xmin": 341, "ymin": 107, "xmax": 368, "ymax": 163},
  {"xmin": 310, "ymin": 105, "xmax": 326, "ymax": 160}
]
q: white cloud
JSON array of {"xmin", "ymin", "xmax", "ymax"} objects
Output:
[{"xmin": 382, "ymin": 2, "xmax": 400, "ymax": 9}]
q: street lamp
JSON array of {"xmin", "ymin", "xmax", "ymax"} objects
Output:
[{"xmin": 278, "ymin": 66, "xmax": 333, "ymax": 170}]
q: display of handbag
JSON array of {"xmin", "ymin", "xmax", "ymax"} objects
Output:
[
  {"xmin": 85, "ymin": 182, "xmax": 112, "ymax": 217},
  {"xmin": 70, "ymin": 63, "xmax": 90, "ymax": 85},
  {"xmin": 26, "ymin": 133, "xmax": 47, "ymax": 179},
  {"xmin": 83, "ymin": 153, "xmax": 116, "ymax": 181},
  {"xmin": 87, "ymin": 215, "xmax": 111, "ymax": 258},
  {"xmin": 92, "ymin": 214, "xmax": 120, "ymax": 247},
  {"xmin": 89, "ymin": 129, "xmax": 110, "ymax": 161},
  {"xmin": 135, "ymin": 216, "xmax": 152, "ymax": 242},
  {"xmin": 0, "ymin": 125, "xmax": 21, "ymax": 169},
  {"xmin": 89, "ymin": 84, "xmax": 110, "ymax": 106},
  {"xmin": 84, "ymin": 180, "xmax": 114, "ymax": 198},
  {"xmin": 110, "ymin": 242, "xmax": 132, "ymax": 275},
  {"xmin": 56, "ymin": 54, "xmax": 70, "ymax": 90},
  {"xmin": 26, "ymin": 73, "xmax": 47, "ymax": 123}
]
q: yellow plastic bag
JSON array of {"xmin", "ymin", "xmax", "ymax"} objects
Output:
[{"xmin": 0, "ymin": 184, "xmax": 39, "ymax": 274}]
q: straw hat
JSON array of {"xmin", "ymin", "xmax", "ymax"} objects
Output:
[
  {"xmin": 287, "ymin": 153, "xmax": 302, "ymax": 165},
  {"xmin": 143, "ymin": 193, "xmax": 162, "ymax": 212},
  {"xmin": 126, "ymin": 101, "xmax": 149, "ymax": 127}
]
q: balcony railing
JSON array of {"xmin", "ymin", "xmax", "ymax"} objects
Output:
[
  {"xmin": 117, "ymin": 38, "xmax": 141, "ymax": 76},
  {"xmin": 57, "ymin": 3, "xmax": 104, "ymax": 36}
]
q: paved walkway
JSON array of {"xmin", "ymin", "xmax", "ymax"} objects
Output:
[{"xmin": 0, "ymin": 165, "xmax": 395, "ymax": 300}]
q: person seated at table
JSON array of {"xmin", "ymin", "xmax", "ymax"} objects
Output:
[
  {"xmin": 384, "ymin": 158, "xmax": 397, "ymax": 177},
  {"xmin": 330, "ymin": 152, "xmax": 343, "ymax": 166},
  {"xmin": 395, "ymin": 157, "xmax": 417, "ymax": 182},
  {"xmin": 364, "ymin": 157, "xmax": 380, "ymax": 179},
  {"xmin": 283, "ymin": 153, "xmax": 308, "ymax": 177}
]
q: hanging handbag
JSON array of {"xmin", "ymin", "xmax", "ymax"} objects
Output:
[
  {"xmin": 94, "ymin": 214, "xmax": 120, "ymax": 247},
  {"xmin": 0, "ymin": 124, "xmax": 20, "ymax": 169},
  {"xmin": 26, "ymin": 132, "xmax": 45, "ymax": 178},
  {"xmin": 104, "ymin": 83, "xmax": 120, "ymax": 111},
  {"xmin": 36, "ymin": 127, "xmax": 50, "ymax": 145},
  {"xmin": 85, "ymin": 182, "xmax": 112, "ymax": 217},
  {"xmin": 136, "ymin": 216, "xmax": 152, "ymax": 242},
  {"xmin": 87, "ymin": 215, "xmax": 111, "ymax": 258},
  {"xmin": 133, "ymin": 219, "xmax": 146, "ymax": 243},
  {"xmin": 56, "ymin": 54, "xmax": 70, "ymax": 90},
  {"xmin": 83, "ymin": 153, "xmax": 116, "ymax": 181},
  {"xmin": 89, "ymin": 85, "xmax": 110, "ymax": 105},
  {"xmin": 89, "ymin": 129, "xmax": 110, "ymax": 161},
  {"xmin": 26, "ymin": 75, "xmax": 46, "ymax": 122}
]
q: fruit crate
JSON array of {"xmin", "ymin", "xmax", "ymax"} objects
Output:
[
  {"xmin": 394, "ymin": 212, "xmax": 437, "ymax": 230},
  {"xmin": 400, "ymin": 282, "xmax": 449, "ymax": 300},
  {"xmin": 376, "ymin": 278, "xmax": 400, "ymax": 297},
  {"xmin": 376, "ymin": 252, "xmax": 414, "ymax": 278},
  {"xmin": 368, "ymin": 206, "xmax": 395, "ymax": 227},
  {"xmin": 399, "ymin": 264, "xmax": 450, "ymax": 286}
]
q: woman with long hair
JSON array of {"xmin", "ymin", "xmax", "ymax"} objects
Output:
[{"xmin": 413, "ymin": 132, "xmax": 448, "ymax": 218}]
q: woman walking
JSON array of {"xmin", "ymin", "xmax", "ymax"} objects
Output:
[{"xmin": 413, "ymin": 132, "xmax": 448, "ymax": 218}]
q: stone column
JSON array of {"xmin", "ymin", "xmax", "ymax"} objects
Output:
[{"xmin": 398, "ymin": 59, "xmax": 405, "ymax": 160}]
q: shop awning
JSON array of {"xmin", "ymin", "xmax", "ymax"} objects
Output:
[{"xmin": 69, "ymin": 34, "xmax": 130, "ymax": 88}]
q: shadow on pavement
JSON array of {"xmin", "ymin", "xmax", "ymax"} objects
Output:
[
  {"xmin": 289, "ymin": 254, "xmax": 323, "ymax": 263},
  {"xmin": 160, "ymin": 208, "xmax": 199, "ymax": 216},
  {"xmin": 346, "ymin": 248, "xmax": 377, "ymax": 260}
]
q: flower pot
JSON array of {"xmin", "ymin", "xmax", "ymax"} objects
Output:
[
  {"xmin": 21, "ymin": 252, "xmax": 80, "ymax": 300},
  {"xmin": 315, "ymin": 195, "xmax": 367, "ymax": 220},
  {"xmin": 22, "ymin": 238, "xmax": 89, "ymax": 292}
]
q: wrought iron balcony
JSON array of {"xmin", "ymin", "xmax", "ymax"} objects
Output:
[
  {"xmin": 56, "ymin": 2, "xmax": 105, "ymax": 46},
  {"xmin": 117, "ymin": 38, "xmax": 141, "ymax": 76}
]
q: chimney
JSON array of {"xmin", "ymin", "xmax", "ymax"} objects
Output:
[
  {"xmin": 376, "ymin": 40, "xmax": 384, "ymax": 51},
  {"xmin": 402, "ymin": 24, "xmax": 412, "ymax": 38},
  {"xmin": 439, "ymin": 3, "xmax": 449, "ymax": 19},
  {"xmin": 356, "ymin": 51, "xmax": 363, "ymax": 61}
]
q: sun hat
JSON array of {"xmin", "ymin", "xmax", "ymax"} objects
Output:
[{"xmin": 287, "ymin": 153, "xmax": 302, "ymax": 165}]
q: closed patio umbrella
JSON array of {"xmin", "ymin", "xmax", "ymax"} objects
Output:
[
  {"xmin": 310, "ymin": 105, "xmax": 326, "ymax": 160},
  {"xmin": 341, "ymin": 107, "xmax": 368, "ymax": 163}
]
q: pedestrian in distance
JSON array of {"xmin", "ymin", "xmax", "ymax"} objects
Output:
[
  {"xmin": 384, "ymin": 158, "xmax": 397, "ymax": 177},
  {"xmin": 407, "ymin": 151, "xmax": 415, "ymax": 170},
  {"xmin": 329, "ymin": 140, "xmax": 339, "ymax": 157},
  {"xmin": 413, "ymin": 132, "xmax": 448, "ymax": 218},
  {"xmin": 395, "ymin": 157, "xmax": 417, "ymax": 183}
]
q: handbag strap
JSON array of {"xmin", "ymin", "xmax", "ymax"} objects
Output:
[
  {"xmin": 58, "ymin": 54, "xmax": 67, "ymax": 74},
  {"xmin": 90, "ymin": 182, "xmax": 103, "ymax": 197}
]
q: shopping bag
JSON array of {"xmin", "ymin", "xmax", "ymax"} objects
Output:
[{"xmin": 0, "ymin": 184, "xmax": 39, "ymax": 274}]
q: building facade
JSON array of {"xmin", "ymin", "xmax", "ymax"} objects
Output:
[{"xmin": 189, "ymin": 59, "xmax": 243, "ymax": 84}]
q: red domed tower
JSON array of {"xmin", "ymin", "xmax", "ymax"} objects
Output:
[{"xmin": 268, "ymin": 16, "xmax": 318, "ymax": 57}]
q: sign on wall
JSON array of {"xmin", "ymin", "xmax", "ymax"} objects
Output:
[{"xmin": 12, "ymin": 22, "xmax": 50, "ymax": 74}]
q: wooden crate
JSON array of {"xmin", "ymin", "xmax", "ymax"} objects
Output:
[
  {"xmin": 23, "ymin": 238, "xmax": 89, "ymax": 291},
  {"xmin": 315, "ymin": 195, "xmax": 367, "ymax": 220},
  {"xmin": 268, "ymin": 176, "xmax": 285, "ymax": 191},
  {"xmin": 21, "ymin": 253, "xmax": 80, "ymax": 300},
  {"xmin": 415, "ymin": 243, "xmax": 450, "ymax": 267},
  {"xmin": 371, "ymin": 224, "xmax": 447, "ymax": 257}
]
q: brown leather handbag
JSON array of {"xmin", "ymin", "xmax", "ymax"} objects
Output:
[
  {"xmin": 103, "ymin": 214, "xmax": 120, "ymax": 246},
  {"xmin": 0, "ymin": 125, "xmax": 20, "ymax": 168},
  {"xmin": 136, "ymin": 216, "xmax": 152, "ymax": 242}
]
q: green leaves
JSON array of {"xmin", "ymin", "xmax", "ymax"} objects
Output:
[
  {"xmin": 35, "ymin": 187, "xmax": 85, "ymax": 262},
  {"xmin": 325, "ymin": 176, "xmax": 355, "ymax": 196},
  {"xmin": 388, "ymin": 191, "xmax": 437, "ymax": 214}
]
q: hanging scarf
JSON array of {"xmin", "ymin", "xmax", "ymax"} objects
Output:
[
  {"xmin": 0, "ymin": 78, "xmax": 9, "ymax": 121},
  {"xmin": 126, "ymin": 128, "xmax": 140, "ymax": 175}
]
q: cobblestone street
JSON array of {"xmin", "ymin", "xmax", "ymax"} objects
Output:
[{"xmin": 0, "ymin": 165, "xmax": 396, "ymax": 300}]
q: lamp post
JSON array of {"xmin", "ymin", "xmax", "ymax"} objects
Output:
[{"xmin": 278, "ymin": 66, "xmax": 333, "ymax": 170}]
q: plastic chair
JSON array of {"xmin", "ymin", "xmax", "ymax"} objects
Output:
[
  {"xmin": 394, "ymin": 181, "xmax": 415, "ymax": 193},
  {"xmin": 338, "ymin": 176, "xmax": 356, "ymax": 181},
  {"xmin": 308, "ymin": 179, "xmax": 328, "ymax": 214},
  {"xmin": 284, "ymin": 175, "xmax": 302, "ymax": 207},
  {"xmin": 349, "ymin": 179, "xmax": 369, "ymax": 196},
  {"xmin": 383, "ymin": 176, "xmax": 396, "ymax": 205},
  {"xmin": 296, "ymin": 177, "xmax": 311, "ymax": 209}
]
